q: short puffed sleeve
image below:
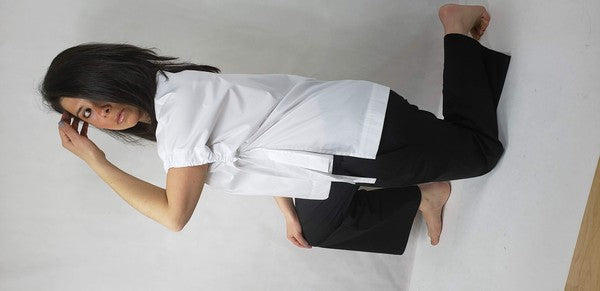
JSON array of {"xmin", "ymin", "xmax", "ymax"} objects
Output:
[{"xmin": 154, "ymin": 71, "xmax": 227, "ymax": 172}]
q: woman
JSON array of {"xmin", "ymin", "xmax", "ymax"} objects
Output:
[{"xmin": 41, "ymin": 4, "xmax": 510, "ymax": 255}]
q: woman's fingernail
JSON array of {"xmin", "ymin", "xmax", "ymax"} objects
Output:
[{"xmin": 58, "ymin": 121, "xmax": 65, "ymax": 127}]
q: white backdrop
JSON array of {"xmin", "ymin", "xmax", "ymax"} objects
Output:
[
  {"xmin": 4, "ymin": 0, "xmax": 597, "ymax": 290},
  {"xmin": 410, "ymin": 0, "xmax": 600, "ymax": 290},
  {"xmin": 0, "ymin": 0, "xmax": 447, "ymax": 290}
]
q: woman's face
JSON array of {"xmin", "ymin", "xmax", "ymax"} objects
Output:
[{"xmin": 59, "ymin": 97, "xmax": 150, "ymax": 130}]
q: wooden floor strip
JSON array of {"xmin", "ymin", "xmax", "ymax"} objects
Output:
[{"xmin": 565, "ymin": 156, "xmax": 600, "ymax": 290}]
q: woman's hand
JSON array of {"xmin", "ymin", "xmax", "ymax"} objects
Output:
[
  {"xmin": 58, "ymin": 112, "xmax": 106, "ymax": 164},
  {"xmin": 285, "ymin": 215, "xmax": 312, "ymax": 249}
]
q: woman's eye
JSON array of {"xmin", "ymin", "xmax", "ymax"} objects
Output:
[{"xmin": 83, "ymin": 108, "xmax": 92, "ymax": 118}]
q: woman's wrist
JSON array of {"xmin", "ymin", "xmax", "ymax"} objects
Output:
[
  {"xmin": 85, "ymin": 152, "xmax": 108, "ymax": 169},
  {"xmin": 284, "ymin": 212, "xmax": 298, "ymax": 221},
  {"xmin": 274, "ymin": 196, "xmax": 299, "ymax": 221}
]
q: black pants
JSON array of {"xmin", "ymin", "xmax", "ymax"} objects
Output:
[{"xmin": 294, "ymin": 34, "xmax": 511, "ymax": 255}]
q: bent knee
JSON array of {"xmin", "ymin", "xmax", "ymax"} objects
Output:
[{"xmin": 481, "ymin": 140, "xmax": 505, "ymax": 174}]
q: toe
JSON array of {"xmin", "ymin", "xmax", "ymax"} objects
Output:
[
  {"xmin": 481, "ymin": 19, "xmax": 489, "ymax": 30},
  {"xmin": 482, "ymin": 10, "xmax": 491, "ymax": 22}
]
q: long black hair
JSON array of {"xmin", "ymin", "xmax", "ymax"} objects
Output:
[{"xmin": 40, "ymin": 43, "xmax": 220, "ymax": 143}]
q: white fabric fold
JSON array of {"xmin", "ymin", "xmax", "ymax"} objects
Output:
[{"xmin": 154, "ymin": 70, "xmax": 389, "ymax": 200}]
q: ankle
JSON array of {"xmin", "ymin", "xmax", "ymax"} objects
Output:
[
  {"xmin": 417, "ymin": 184, "xmax": 429, "ymax": 211},
  {"xmin": 439, "ymin": 5, "xmax": 467, "ymax": 34},
  {"xmin": 444, "ymin": 30, "xmax": 470, "ymax": 37}
]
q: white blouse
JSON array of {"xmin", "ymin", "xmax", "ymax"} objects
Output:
[{"xmin": 154, "ymin": 70, "xmax": 389, "ymax": 200}]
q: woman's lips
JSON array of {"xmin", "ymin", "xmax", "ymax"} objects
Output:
[{"xmin": 117, "ymin": 109, "xmax": 125, "ymax": 124}]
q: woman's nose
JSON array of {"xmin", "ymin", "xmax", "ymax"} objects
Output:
[{"xmin": 99, "ymin": 105, "xmax": 111, "ymax": 117}]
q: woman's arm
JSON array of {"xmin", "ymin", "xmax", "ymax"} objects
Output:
[
  {"xmin": 87, "ymin": 158, "xmax": 207, "ymax": 232},
  {"xmin": 273, "ymin": 196, "xmax": 297, "ymax": 221},
  {"xmin": 88, "ymin": 158, "xmax": 173, "ymax": 229},
  {"xmin": 58, "ymin": 117, "xmax": 207, "ymax": 231},
  {"xmin": 274, "ymin": 196, "xmax": 311, "ymax": 248},
  {"xmin": 164, "ymin": 165, "xmax": 208, "ymax": 230}
]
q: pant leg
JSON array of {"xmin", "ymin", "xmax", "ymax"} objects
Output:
[
  {"xmin": 294, "ymin": 182, "xmax": 359, "ymax": 246},
  {"xmin": 335, "ymin": 33, "xmax": 511, "ymax": 187},
  {"xmin": 294, "ymin": 183, "xmax": 421, "ymax": 255},
  {"xmin": 294, "ymin": 34, "xmax": 511, "ymax": 256}
]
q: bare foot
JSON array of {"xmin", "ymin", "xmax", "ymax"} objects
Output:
[
  {"xmin": 438, "ymin": 4, "xmax": 490, "ymax": 40},
  {"xmin": 418, "ymin": 181, "xmax": 451, "ymax": 245}
]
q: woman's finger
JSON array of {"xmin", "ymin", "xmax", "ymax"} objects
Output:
[
  {"xmin": 288, "ymin": 236, "xmax": 303, "ymax": 248},
  {"xmin": 58, "ymin": 125, "xmax": 74, "ymax": 151},
  {"xmin": 81, "ymin": 121, "xmax": 89, "ymax": 137},
  {"xmin": 59, "ymin": 121, "xmax": 78, "ymax": 142},
  {"xmin": 58, "ymin": 126, "xmax": 69, "ymax": 142},
  {"xmin": 294, "ymin": 233, "xmax": 311, "ymax": 248}
]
